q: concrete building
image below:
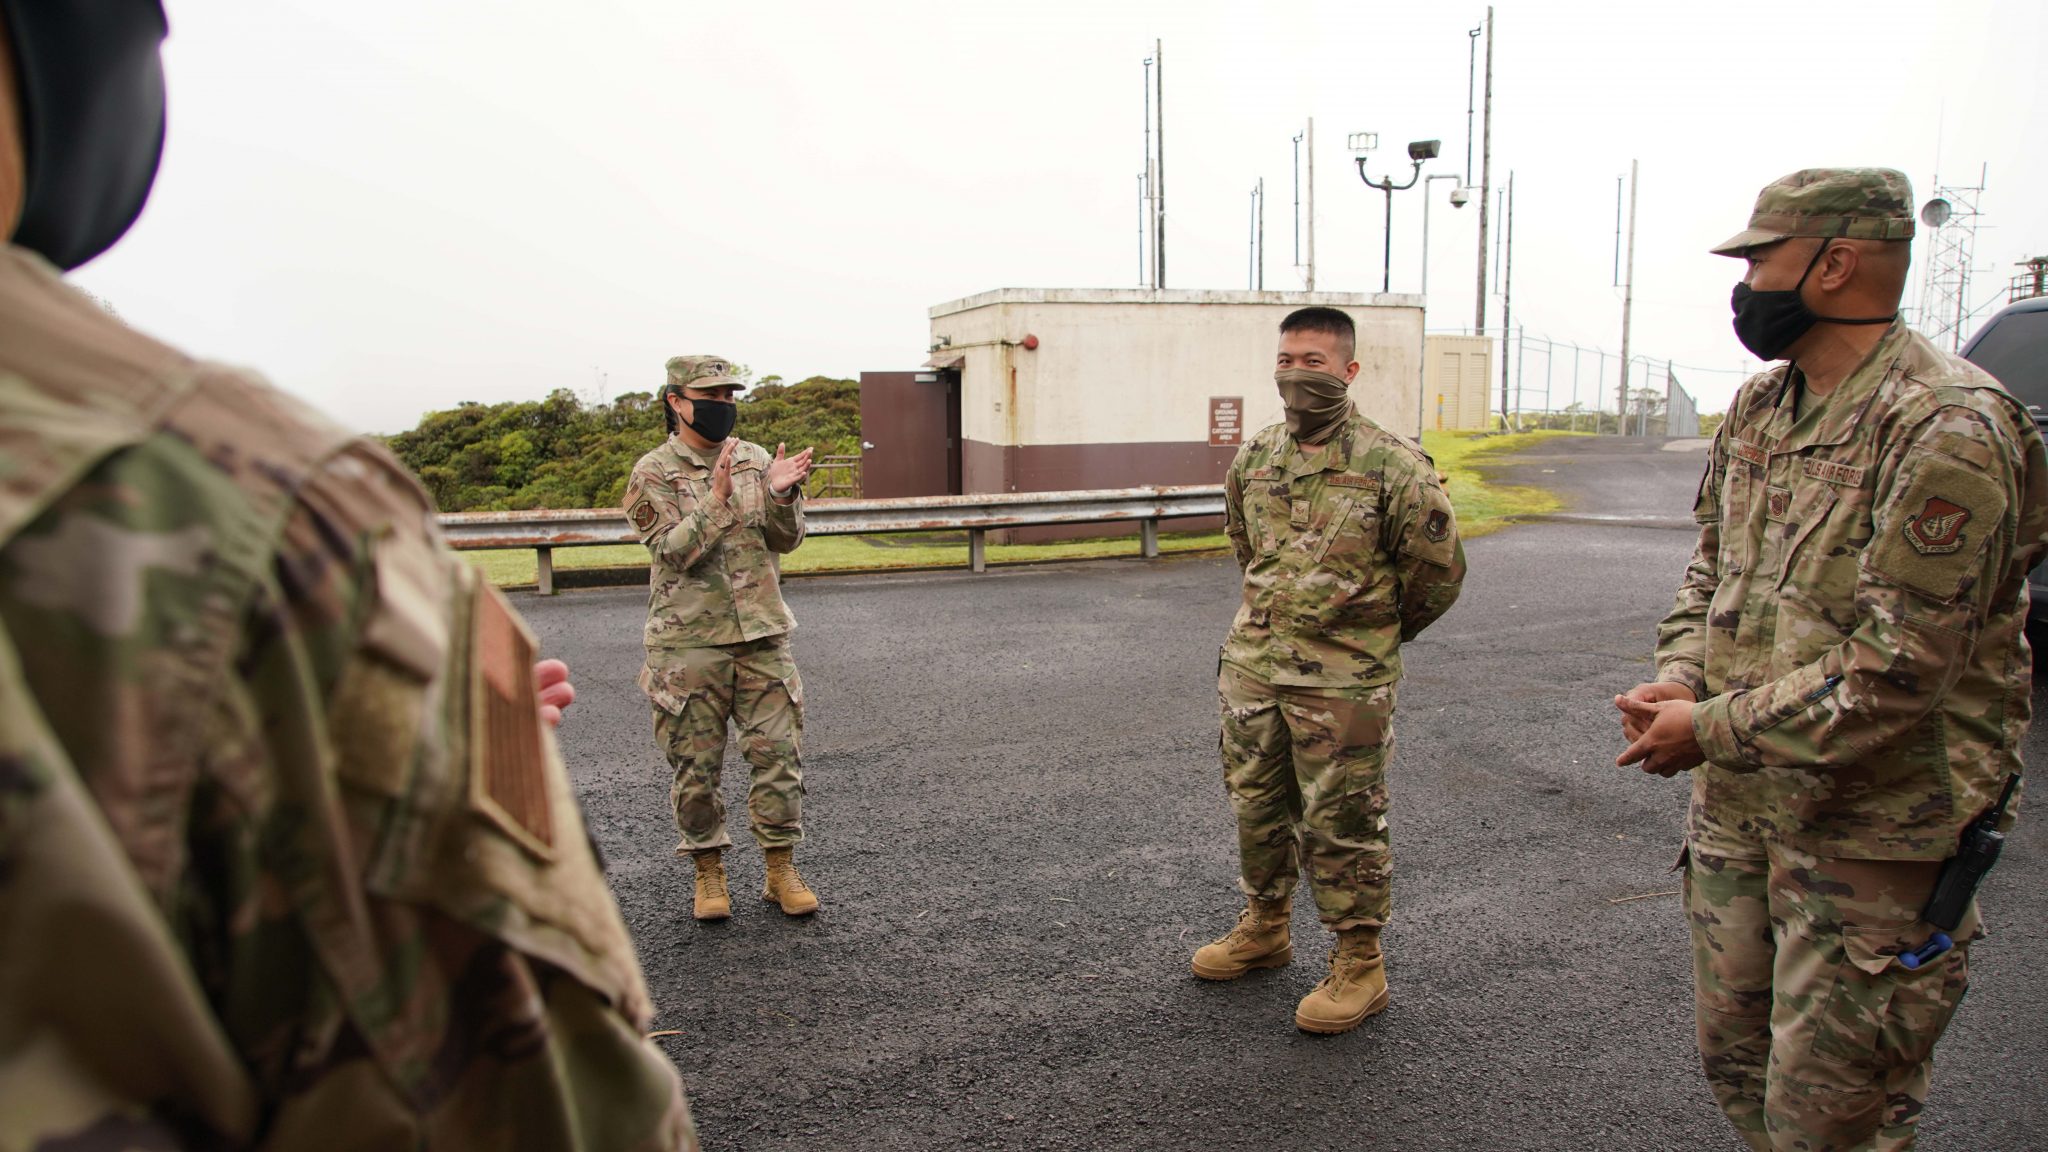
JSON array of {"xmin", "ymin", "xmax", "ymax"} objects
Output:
[{"xmin": 860, "ymin": 289, "xmax": 1424, "ymax": 518}]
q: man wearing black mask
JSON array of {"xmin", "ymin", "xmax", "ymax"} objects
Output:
[
  {"xmin": 1617, "ymin": 168, "xmax": 2048, "ymax": 1149},
  {"xmin": 1192, "ymin": 307, "xmax": 1464, "ymax": 1034},
  {"xmin": 625, "ymin": 356, "xmax": 817, "ymax": 922}
]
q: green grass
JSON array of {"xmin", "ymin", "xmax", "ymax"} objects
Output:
[
  {"xmin": 461, "ymin": 433, "xmax": 1574, "ymax": 586},
  {"xmin": 460, "ymin": 530, "xmax": 1235, "ymax": 587},
  {"xmin": 1421, "ymin": 429, "xmax": 1578, "ymax": 537}
]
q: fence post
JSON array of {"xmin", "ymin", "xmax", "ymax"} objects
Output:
[
  {"xmin": 968, "ymin": 529, "xmax": 987, "ymax": 573},
  {"xmin": 1141, "ymin": 519, "xmax": 1161, "ymax": 559},
  {"xmin": 536, "ymin": 546, "xmax": 556, "ymax": 596}
]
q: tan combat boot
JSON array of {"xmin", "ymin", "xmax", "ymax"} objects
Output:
[
  {"xmin": 1190, "ymin": 897, "xmax": 1292, "ymax": 980},
  {"xmin": 762, "ymin": 846, "xmax": 819, "ymax": 915},
  {"xmin": 692, "ymin": 850, "xmax": 732, "ymax": 921},
  {"xmin": 1294, "ymin": 927, "xmax": 1388, "ymax": 1034}
]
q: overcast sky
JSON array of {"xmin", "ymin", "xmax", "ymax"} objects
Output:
[{"xmin": 67, "ymin": 0, "xmax": 2048, "ymax": 433}]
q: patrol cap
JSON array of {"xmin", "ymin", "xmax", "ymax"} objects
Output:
[
  {"xmin": 664, "ymin": 355, "xmax": 746, "ymax": 392},
  {"xmin": 1709, "ymin": 168, "xmax": 1916, "ymax": 257}
]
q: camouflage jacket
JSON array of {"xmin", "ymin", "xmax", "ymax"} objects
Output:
[
  {"xmin": 0, "ymin": 246, "xmax": 694, "ymax": 1150},
  {"xmin": 1656, "ymin": 323, "xmax": 2048, "ymax": 859},
  {"xmin": 625, "ymin": 437, "xmax": 804, "ymax": 652},
  {"xmin": 1222, "ymin": 409, "xmax": 1466, "ymax": 688}
]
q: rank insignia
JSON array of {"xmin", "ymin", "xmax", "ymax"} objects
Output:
[
  {"xmin": 1903, "ymin": 496, "xmax": 1970, "ymax": 555},
  {"xmin": 1424, "ymin": 509, "xmax": 1450, "ymax": 542}
]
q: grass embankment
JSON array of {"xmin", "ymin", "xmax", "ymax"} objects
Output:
[
  {"xmin": 1421, "ymin": 429, "xmax": 1578, "ymax": 538},
  {"xmin": 461, "ymin": 430, "xmax": 1575, "ymax": 586}
]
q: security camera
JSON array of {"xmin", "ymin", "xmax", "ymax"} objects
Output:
[
  {"xmin": 1407, "ymin": 139, "xmax": 1442, "ymax": 162},
  {"xmin": 1449, "ymin": 187, "xmax": 1470, "ymax": 208}
]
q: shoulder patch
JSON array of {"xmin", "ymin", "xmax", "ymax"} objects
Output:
[
  {"xmin": 469, "ymin": 584, "xmax": 555, "ymax": 860},
  {"xmin": 1424, "ymin": 509, "xmax": 1451, "ymax": 542},
  {"xmin": 1866, "ymin": 457, "xmax": 2007, "ymax": 601},
  {"xmin": 1902, "ymin": 497, "xmax": 1971, "ymax": 555},
  {"xmin": 628, "ymin": 498, "xmax": 659, "ymax": 534}
]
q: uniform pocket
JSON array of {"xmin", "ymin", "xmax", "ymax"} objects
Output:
[{"xmin": 1810, "ymin": 921, "xmax": 1970, "ymax": 1073}]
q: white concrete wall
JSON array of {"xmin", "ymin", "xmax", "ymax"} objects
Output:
[{"xmin": 929, "ymin": 289, "xmax": 1425, "ymax": 446}]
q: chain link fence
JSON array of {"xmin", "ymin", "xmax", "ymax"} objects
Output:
[{"xmin": 1431, "ymin": 328, "xmax": 1707, "ymax": 436}]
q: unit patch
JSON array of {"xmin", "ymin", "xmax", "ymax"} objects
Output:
[
  {"xmin": 1803, "ymin": 458, "xmax": 1866, "ymax": 487},
  {"xmin": 1903, "ymin": 497, "xmax": 1971, "ymax": 555},
  {"xmin": 1424, "ymin": 509, "xmax": 1451, "ymax": 542},
  {"xmin": 629, "ymin": 498, "xmax": 660, "ymax": 534}
]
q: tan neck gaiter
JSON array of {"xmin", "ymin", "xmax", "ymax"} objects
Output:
[{"xmin": 1275, "ymin": 368, "xmax": 1353, "ymax": 445}]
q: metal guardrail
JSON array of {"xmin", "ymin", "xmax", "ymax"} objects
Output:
[{"xmin": 438, "ymin": 485, "xmax": 1227, "ymax": 593}]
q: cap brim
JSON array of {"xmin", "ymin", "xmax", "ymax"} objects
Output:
[
  {"xmin": 1709, "ymin": 227, "xmax": 1789, "ymax": 257},
  {"xmin": 690, "ymin": 376, "xmax": 747, "ymax": 392}
]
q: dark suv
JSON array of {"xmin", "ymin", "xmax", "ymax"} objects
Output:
[{"xmin": 1958, "ymin": 296, "xmax": 2048, "ymax": 638}]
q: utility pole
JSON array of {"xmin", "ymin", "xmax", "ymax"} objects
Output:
[
  {"xmin": 1256, "ymin": 177, "xmax": 1265, "ymax": 290},
  {"xmin": 1291, "ymin": 131, "xmax": 1303, "ymax": 273},
  {"xmin": 1618, "ymin": 157, "xmax": 1638, "ymax": 432},
  {"xmin": 1141, "ymin": 54, "xmax": 1153, "ymax": 288},
  {"xmin": 1136, "ymin": 173, "xmax": 1147, "ymax": 285},
  {"xmin": 1305, "ymin": 118, "xmax": 1316, "ymax": 291},
  {"xmin": 1465, "ymin": 24, "xmax": 1481, "ymax": 183},
  {"xmin": 1154, "ymin": 38, "xmax": 1166, "ymax": 290},
  {"xmin": 1499, "ymin": 171, "xmax": 1514, "ymax": 430},
  {"xmin": 1249, "ymin": 180, "xmax": 1266, "ymax": 290},
  {"xmin": 1473, "ymin": 5, "xmax": 1493, "ymax": 334}
]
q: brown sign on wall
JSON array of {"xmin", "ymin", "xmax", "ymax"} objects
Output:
[{"xmin": 1208, "ymin": 396, "xmax": 1244, "ymax": 447}]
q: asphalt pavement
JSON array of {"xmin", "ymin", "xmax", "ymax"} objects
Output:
[{"xmin": 522, "ymin": 434, "xmax": 2046, "ymax": 1151}]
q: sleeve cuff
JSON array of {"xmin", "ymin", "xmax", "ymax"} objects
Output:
[
  {"xmin": 1691, "ymin": 692, "xmax": 1756, "ymax": 770},
  {"xmin": 1657, "ymin": 664, "xmax": 1708, "ymax": 703}
]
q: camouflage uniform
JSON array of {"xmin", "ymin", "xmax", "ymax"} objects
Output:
[
  {"xmin": 0, "ymin": 246, "xmax": 695, "ymax": 1149},
  {"xmin": 625, "ymin": 357, "xmax": 807, "ymax": 855},
  {"xmin": 1655, "ymin": 169, "xmax": 2048, "ymax": 1150},
  {"xmin": 1220, "ymin": 408, "xmax": 1464, "ymax": 930}
]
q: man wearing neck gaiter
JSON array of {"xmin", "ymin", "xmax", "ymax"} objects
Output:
[{"xmin": 1193, "ymin": 306, "xmax": 1465, "ymax": 1034}]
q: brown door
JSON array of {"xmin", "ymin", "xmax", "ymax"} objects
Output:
[{"xmin": 859, "ymin": 369, "xmax": 961, "ymax": 498}]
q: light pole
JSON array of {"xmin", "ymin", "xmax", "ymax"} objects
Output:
[
  {"xmin": 1419, "ymin": 174, "xmax": 1468, "ymax": 300},
  {"xmin": 1354, "ymin": 137, "xmax": 1441, "ymax": 293}
]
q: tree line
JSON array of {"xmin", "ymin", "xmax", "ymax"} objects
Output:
[{"xmin": 385, "ymin": 373, "xmax": 860, "ymax": 512}]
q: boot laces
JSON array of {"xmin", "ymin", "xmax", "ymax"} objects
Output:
[
  {"xmin": 699, "ymin": 870, "xmax": 729, "ymax": 900},
  {"xmin": 772, "ymin": 860, "xmax": 811, "ymax": 895},
  {"xmin": 1223, "ymin": 905, "xmax": 1271, "ymax": 948}
]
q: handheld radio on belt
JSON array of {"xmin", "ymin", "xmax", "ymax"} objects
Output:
[{"xmin": 1899, "ymin": 772, "xmax": 2021, "ymax": 971}]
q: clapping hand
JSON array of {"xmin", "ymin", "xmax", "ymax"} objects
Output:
[{"xmin": 765, "ymin": 443, "xmax": 815, "ymax": 498}]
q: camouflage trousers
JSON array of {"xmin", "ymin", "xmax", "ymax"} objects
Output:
[
  {"xmin": 642, "ymin": 635, "xmax": 805, "ymax": 854},
  {"xmin": 1685, "ymin": 843, "xmax": 1978, "ymax": 1152},
  {"xmin": 1218, "ymin": 662, "xmax": 1396, "ymax": 931}
]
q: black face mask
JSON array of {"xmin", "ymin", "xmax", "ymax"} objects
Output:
[
  {"xmin": 683, "ymin": 398, "xmax": 737, "ymax": 444},
  {"xmin": 1730, "ymin": 240, "xmax": 1896, "ymax": 361},
  {"xmin": 2, "ymin": 0, "xmax": 170, "ymax": 270}
]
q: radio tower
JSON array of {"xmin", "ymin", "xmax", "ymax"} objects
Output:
[{"xmin": 1914, "ymin": 165, "xmax": 1987, "ymax": 352}]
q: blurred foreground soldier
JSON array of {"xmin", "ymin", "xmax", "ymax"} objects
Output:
[
  {"xmin": 1618, "ymin": 168, "xmax": 2047, "ymax": 1150},
  {"xmin": 625, "ymin": 357, "xmax": 816, "ymax": 921},
  {"xmin": 1195, "ymin": 307, "xmax": 1465, "ymax": 1034},
  {"xmin": 0, "ymin": 4, "xmax": 694, "ymax": 1148}
]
